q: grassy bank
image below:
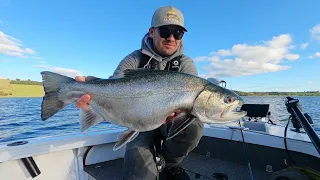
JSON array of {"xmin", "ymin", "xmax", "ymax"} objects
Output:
[
  {"xmin": 0, "ymin": 79, "xmax": 11, "ymax": 96},
  {"xmin": 0, "ymin": 79, "xmax": 44, "ymax": 98}
]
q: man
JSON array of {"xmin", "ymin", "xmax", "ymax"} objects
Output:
[{"xmin": 75, "ymin": 6, "xmax": 203, "ymax": 180}]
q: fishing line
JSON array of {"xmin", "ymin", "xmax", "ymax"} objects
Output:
[
  {"xmin": 284, "ymin": 115, "xmax": 297, "ymax": 166},
  {"xmin": 283, "ymin": 97, "xmax": 297, "ymax": 166},
  {"xmin": 238, "ymin": 120, "xmax": 254, "ymax": 180}
]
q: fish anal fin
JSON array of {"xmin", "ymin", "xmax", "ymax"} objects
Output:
[
  {"xmin": 80, "ymin": 105, "xmax": 104, "ymax": 132},
  {"xmin": 167, "ymin": 112, "xmax": 196, "ymax": 140},
  {"xmin": 113, "ymin": 130, "xmax": 139, "ymax": 151}
]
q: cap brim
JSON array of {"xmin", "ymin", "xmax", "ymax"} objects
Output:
[{"xmin": 153, "ymin": 23, "xmax": 188, "ymax": 32}]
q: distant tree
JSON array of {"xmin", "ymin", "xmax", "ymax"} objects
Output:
[
  {"xmin": 0, "ymin": 91, "xmax": 8, "ymax": 96},
  {"xmin": 10, "ymin": 79, "xmax": 42, "ymax": 85}
]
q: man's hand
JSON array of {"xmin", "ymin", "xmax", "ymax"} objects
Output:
[
  {"xmin": 164, "ymin": 110, "xmax": 183, "ymax": 124},
  {"xmin": 75, "ymin": 76, "xmax": 94, "ymax": 111}
]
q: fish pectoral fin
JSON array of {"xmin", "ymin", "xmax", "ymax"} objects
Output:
[
  {"xmin": 113, "ymin": 130, "xmax": 139, "ymax": 151},
  {"xmin": 167, "ymin": 112, "xmax": 196, "ymax": 140},
  {"xmin": 79, "ymin": 105, "xmax": 104, "ymax": 132}
]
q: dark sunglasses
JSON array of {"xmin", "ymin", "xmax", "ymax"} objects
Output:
[{"xmin": 157, "ymin": 27, "xmax": 184, "ymax": 40}]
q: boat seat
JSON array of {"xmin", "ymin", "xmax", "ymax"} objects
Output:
[{"xmin": 243, "ymin": 121, "xmax": 268, "ymax": 132}]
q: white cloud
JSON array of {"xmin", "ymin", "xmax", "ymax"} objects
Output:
[
  {"xmin": 195, "ymin": 34, "xmax": 299, "ymax": 78},
  {"xmin": 300, "ymin": 43, "xmax": 309, "ymax": 49},
  {"xmin": 51, "ymin": 67, "xmax": 82, "ymax": 78},
  {"xmin": 33, "ymin": 56, "xmax": 44, "ymax": 60},
  {"xmin": 0, "ymin": 76, "xmax": 8, "ymax": 79},
  {"xmin": 0, "ymin": 31, "xmax": 36, "ymax": 58},
  {"xmin": 194, "ymin": 56, "xmax": 211, "ymax": 62},
  {"xmin": 310, "ymin": 24, "xmax": 320, "ymax": 41},
  {"xmin": 217, "ymin": 49, "xmax": 232, "ymax": 56},
  {"xmin": 315, "ymin": 52, "xmax": 320, "ymax": 58},
  {"xmin": 33, "ymin": 64, "xmax": 50, "ymax": 69},
  {"xmin": 307, "ymin": 82, "xmax": 313, "ymax": 84},
  {"xmin": 25, "ymin": 48, "xmax": 36, "ymax": 54},
  {"xmin": 285, "ymin": 54, "xmax": 300, "ymax": 61},
  {"xmin": 33, "ymin": 63, "xmax": 82, "ymax": 78},
  {"xmin": 308, "ymin": 55, "xmax": 313, "ymax": 59}
]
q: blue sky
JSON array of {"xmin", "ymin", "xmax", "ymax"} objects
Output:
[{"xmin": 0, "ymin": 0, "xmax": 319, "ymax": 92}]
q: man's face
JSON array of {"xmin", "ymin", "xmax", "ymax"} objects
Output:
[{"xmin": 149, "ymin": 25, "xmax": 185, "ymax": 57}]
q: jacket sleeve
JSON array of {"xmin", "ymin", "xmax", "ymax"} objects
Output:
[
  {"xmin": 109, "ymin": 50, "xmax": 140, "ymax": 79},
  {"xmin": 179, "ymin": 55, "xmax": 198, "ymax": 76}
]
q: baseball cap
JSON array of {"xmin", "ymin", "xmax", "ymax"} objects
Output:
[{"xmin": 151, "ymin": 6, "xmax": 187, "ymax": 32}]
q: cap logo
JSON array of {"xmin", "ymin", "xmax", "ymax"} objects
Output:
[{"xmin": 163, "ymin": 9, "xmax": 179, "ymax": 23}]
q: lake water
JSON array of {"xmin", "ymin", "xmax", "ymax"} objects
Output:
[{"xmin": 0, "ymin": 96, "xmax": 319, "ymax": 145}]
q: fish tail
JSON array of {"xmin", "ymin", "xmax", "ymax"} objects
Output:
[{"xmin": 40, "ymin": 71, "xmax": 75, "ymax": 121}]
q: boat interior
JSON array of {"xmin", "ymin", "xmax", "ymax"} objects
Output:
[{"xmin": 0, "ymin": 101, "xmax": 320, "ymax": 180}]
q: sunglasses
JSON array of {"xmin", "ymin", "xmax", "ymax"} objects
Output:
[{"xmin": 157, "ymin": 26, "xmax": 184, "ymax": 40}]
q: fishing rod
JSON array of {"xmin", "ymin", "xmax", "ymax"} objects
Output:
[{"xmin": 285, "ymin": 97, "xmax": 320, "ymax": 155}]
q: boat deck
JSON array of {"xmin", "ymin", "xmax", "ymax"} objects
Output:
[{"xmin": 84, "ymin": 152, "xmax": 272, "ymax": 180}]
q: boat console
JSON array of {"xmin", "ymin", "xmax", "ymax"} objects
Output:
[{"xmin": 240, "ymin": 103, "xmax": 271, "ymax": 133}]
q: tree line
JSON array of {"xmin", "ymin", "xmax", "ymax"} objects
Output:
[
  {"xmin": 10, "ymin": 79, "xmax": 42, "ymax": 85},
  {"xmin": 234, "ymin": 91, "xmax": 320, "ymax": 96}
]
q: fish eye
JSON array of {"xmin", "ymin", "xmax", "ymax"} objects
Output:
[{"xmin": 224, "ymin": 96, "xmax": 235, "ymax": 103}]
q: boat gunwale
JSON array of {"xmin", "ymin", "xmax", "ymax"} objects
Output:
[{"xmin": 1, "ymin": 123, "xmax": 319, "ymax": 163}]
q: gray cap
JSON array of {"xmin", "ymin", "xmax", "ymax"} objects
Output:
[{"xmin": 151, "ymin": 6, "xmax": 187, "ymax": 32}]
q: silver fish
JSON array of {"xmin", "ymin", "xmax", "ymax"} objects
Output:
[{"xmin": 40, "ymin": 69, "xmax": 246, "ymax": 150}]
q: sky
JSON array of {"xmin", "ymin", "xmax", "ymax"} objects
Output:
[{"xmin": 0, "ymin": 0, "xmax": 319, "ymax": 92}]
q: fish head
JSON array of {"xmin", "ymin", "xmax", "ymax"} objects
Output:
[{"xmin": 193, "ymin": 84, "xmax": 247, "ymax": 124}]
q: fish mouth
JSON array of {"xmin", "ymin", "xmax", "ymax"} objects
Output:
[
  {"xmin": 220, "ymin": 105, "xmax": 247, "ymax": 120},
  {"xmin": 220, "ymin": 105, "xmax": 231, "ymax": 119}
]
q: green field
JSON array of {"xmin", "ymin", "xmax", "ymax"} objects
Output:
[
  {"xmin": 0, "ymin": 79, "xmax": 44, "ymax": 98},
  {"xmin": 0, "ymin": 79, "xmax": 11, "ymax": 95}
]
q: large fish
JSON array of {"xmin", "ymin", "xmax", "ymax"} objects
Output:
[{"xmin": 40, "ymin": 69, "xmax": 246, "ymax": 150}]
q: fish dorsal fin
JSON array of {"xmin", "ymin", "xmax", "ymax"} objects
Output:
[
  {"xmin": 113, "ymin": 130, "xmax": 139, "ymax": 151},
  {"xmin": 166, "ymin": 112, "xmax": 196, "ymax": 140}
]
